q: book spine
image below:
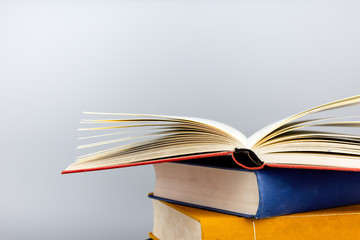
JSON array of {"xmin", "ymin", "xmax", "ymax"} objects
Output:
[{"xmin": 255, "ymin": 168, "xmax": 360, "ymax": 218}]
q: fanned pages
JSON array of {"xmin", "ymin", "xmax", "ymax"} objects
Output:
[{"xmin": 63, "ymin": 95, "xmax": 360, "ymax": 173}]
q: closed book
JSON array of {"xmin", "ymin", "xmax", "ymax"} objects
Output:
[
  {"xmin": 150, "ymin": 199, "xmax": 360, "ymax": 240},
  {"xmin": 150, "ymin": 157, "xmax": 360, "ymax": 218}
]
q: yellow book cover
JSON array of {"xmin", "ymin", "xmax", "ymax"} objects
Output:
[{"xmin": 150, "ymin": 199, "xmax": 360, "ymax": 240}]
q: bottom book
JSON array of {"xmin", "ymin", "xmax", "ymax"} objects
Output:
[{"xmin": 149, "ymin": 199, "xmax": 360, "ymax": 240}]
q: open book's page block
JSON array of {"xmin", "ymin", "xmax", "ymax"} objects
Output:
[{"xmin": 63, "ymin": 95, "xmax": 360, "ymax": 173}]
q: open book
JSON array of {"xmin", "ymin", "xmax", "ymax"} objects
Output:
[{"xmin": 62, "ymin": 95, "xmax": 360, "ymax": 174}]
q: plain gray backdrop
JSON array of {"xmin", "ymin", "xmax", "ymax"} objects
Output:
[{"xmin": 1, "ymin": 0, "xmax": 360, "ymax": 239}]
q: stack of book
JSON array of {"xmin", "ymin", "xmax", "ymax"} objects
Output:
[
  {"xmin": 147, "ymin": 156, "xmax": 360, "ymax": 239},
  {"xmin": 62, "ymin": 95, "xmax": 360, "ymax": 239}
]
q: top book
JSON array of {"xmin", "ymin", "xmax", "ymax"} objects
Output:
[{"xmin": 62, "ymin": 95, "xmax": 360, "ymax": 174}]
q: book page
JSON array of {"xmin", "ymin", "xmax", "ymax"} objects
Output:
[
  {"xmin": 182, "ymin": 116, "xmax": 248, "ymax": 147},
  {"xmin": 249, "ymin": 95, "xmax": 360, "ymax": 148},
  {"xmin": 64, "ymin": 113, "xmax": 248, "ymax": 173},
  {"xmin": 247, "ymin": 119, "xmax": 285, "ymax": 148},
  {"xmin": 247, "ymin": 95, "xmax": 360, "ymax": 170}
]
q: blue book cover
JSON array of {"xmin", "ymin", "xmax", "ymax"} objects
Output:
[{"xmin": 150, "ymin": 158, "xmax": 360, "ymax": 219}]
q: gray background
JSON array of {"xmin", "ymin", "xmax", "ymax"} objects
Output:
[{"xmin": 1, "ymin": 0, "xmax": 360, "ymax": 239}]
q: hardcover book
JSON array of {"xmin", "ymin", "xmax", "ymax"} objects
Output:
[
  {"xmin": 149, "ymin": 199, "xmax": 360, "ymax": 240},
  {"xmin": 62, "ymin": 95, "xmax": 360, "ymax": 174},
  {"xmin": 149, "ymin": 156, "xmax": 360, "ymax": 218}
]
